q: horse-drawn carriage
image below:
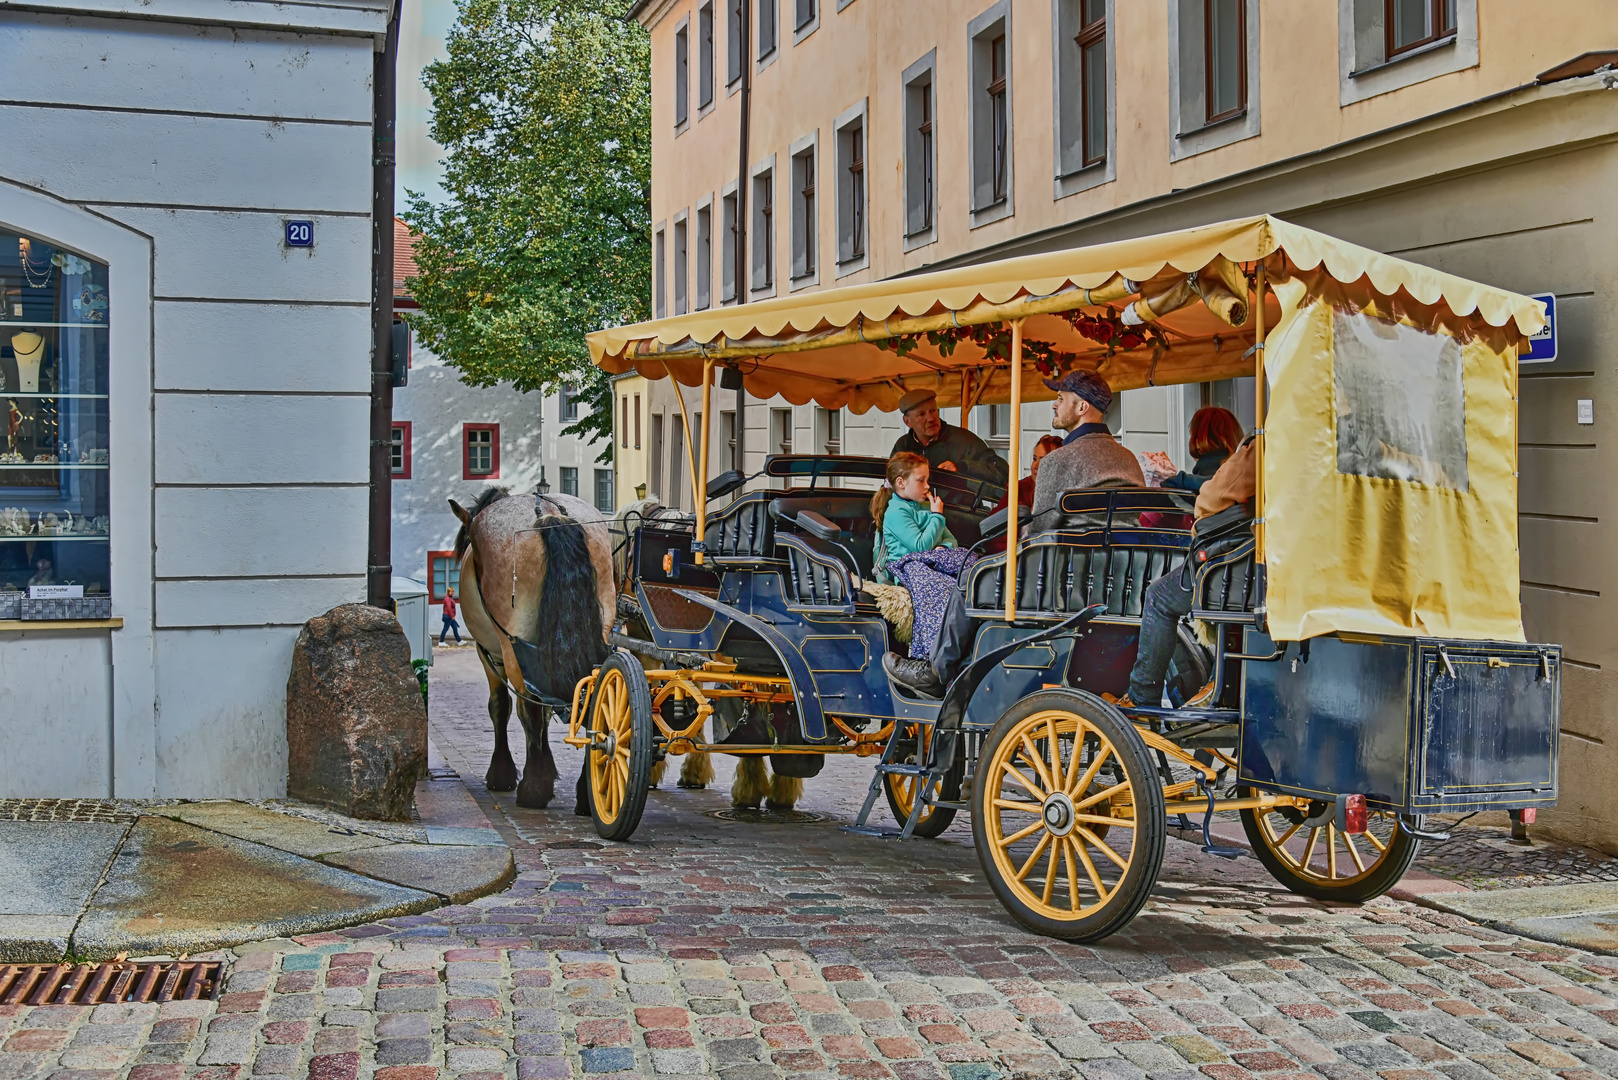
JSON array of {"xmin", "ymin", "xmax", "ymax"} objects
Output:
[{"xmin": 557, "ymin": 216, "xmax": 1558, "ymax": 941}]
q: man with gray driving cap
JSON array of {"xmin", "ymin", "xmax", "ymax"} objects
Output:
[
  {"xmin": 1029, "ymin": 370, "xmax": 1142, "ymax": 526},
  {"xmin": 889, "ymin": 388, "xmax": 1009, "ymax": 486}
]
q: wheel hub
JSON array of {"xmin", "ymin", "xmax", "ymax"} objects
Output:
[{"xmin": 1041, "ymin": 792, "xmax": 1076, "ymax": 837}]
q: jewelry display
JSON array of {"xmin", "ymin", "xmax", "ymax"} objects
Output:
[
  {"xmin": 0, "ymin": 453, "xmax": 22, "ymax": 465},
  {"xmin": 0, "ymin": 508, "xmax": 28, "ymax": 535},
  {"xmin": 11, "ymin": 333, "xmax": 43, "ymax": 393},
  {"xmin": 18, "ymin": 238, "xmax": 53, "ymax": 290},
  {"xmin": 31, "ymin": 452, "xmax": 57, "ymax": 464},
  {"xmin": 0, "ymin": 508, "xmax": 108, "ymax": 537}
]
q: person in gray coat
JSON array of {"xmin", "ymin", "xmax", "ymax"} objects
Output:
[{"xmin": 1028, "ymin": 371, "xmax": 1143, "ymax": 530}]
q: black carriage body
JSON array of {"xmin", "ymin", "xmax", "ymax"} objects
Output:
[
  {"xmin": 1239, "ymin": 631, "xmax": 1561, "ymax": 815},
  {"xmin": 621, "ymin": 463, "xmax": 1560, "ymax": 816}
]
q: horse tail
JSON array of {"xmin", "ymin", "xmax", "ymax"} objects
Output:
[{"xmin": 536, "ymin": 509, "xmax": 608, "ymax": 695}]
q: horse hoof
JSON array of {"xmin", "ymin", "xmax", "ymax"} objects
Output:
[
  {"xmin": 677, "ymin": 780, "xmax": 706, "ymax": 790},
  {"xmin": 516, "ymin": 789, "xmax": 552, "ymax": 810},
  {"xmin": 765, "ymin": 799, "xmax": 796, "ymax": 811},
  {"xmin": 574, "ymin": 803, "xmax": 590, "ymax": 817},
  {"xmin": 485, "ymin": 772, "xmax": 517, "ymax": 793},
  {"xmin": 732, "ymin": 799, "xmax": 761, "ymax": 810}
]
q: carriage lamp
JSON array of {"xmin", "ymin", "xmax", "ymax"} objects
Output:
[{"xmin": 1342, "ymin": 794, "xmax": 1368, "ymax": 835}]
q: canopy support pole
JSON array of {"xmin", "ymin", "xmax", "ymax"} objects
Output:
[
  {"xmin": 672, "ymin": 375, "xmax": 700, "ymax": 518},
  {"xmin": 1005, "ymin": 319, "xmax": 1023, "ymax": 623},
  {"xmin": 1253, "ymin": 264, "xmax": 1268, "ymax": 566},
  {"xmin": 695, "ymin": 359, "xmax": 714, "ymax": 565}
]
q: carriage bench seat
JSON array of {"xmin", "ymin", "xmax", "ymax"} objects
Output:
[
  {"xmin": 966, "ymin": 529, "xmax": 1191, "ymax": 620},
  {"xmin": 706, "ymin": 491, "xmax": 778, "ymax": 563}
]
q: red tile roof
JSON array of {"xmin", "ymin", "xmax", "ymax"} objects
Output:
[{"xmin": 394, "ymin": 217, "xmax": 420, "ymax": 299}]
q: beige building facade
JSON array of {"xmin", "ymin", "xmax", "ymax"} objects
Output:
[{"xmin": 631, "ymin": 0, "xmax": 1618, "ymax": 850}]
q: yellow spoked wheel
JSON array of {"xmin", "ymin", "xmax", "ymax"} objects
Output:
[
  {"xmin": 584, "ymin": 650, "xmax": 655, "ymax": 842},
  {"xmin": 971, "ymin": 691, "xmax": 1165, "ymax": 941},
  {"xmin": 883, "ymin": 725, "xmax": 963, "ymax": 839},
  {"xmin": 1240, "ymin": 789, "xmax": 1420, "ymax": 903}
]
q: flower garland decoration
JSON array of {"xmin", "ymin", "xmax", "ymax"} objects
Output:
[{"xmin": 876, "ymin": 307, "xmax": 1168, "ymax": 378}]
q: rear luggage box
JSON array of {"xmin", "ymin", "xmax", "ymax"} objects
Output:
[{"xmin": 1239, "ymin": 632, "xmax": 1560, "ymax": 815}]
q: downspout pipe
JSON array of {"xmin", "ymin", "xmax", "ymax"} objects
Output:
[
  {"xmin": 367, "ymin": 0, "xmax": 402, "ymax": 609},
  {"xmin": 733, "ymin": 0, "xmax": 751, "ymax": 469}
]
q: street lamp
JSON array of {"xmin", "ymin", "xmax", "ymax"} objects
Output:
[
  {"xmin": 635, "ymin": 483, "xmax": 647, "ymax": 500},
  {"xmin": 537, "ymin": 467, "xmax": 550, "ymax": 495}
]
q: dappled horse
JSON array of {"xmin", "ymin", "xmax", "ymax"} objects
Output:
[{"xmin": 451, "ymin": 489, "xmax": 616, "ymax": 810}]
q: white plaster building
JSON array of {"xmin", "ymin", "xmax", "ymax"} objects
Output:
[
  {"xmin": 390, "ymin": 222, "xmax": 611, "ymax": 633},
  {"xmin": 0, "ymin": 0, "xmax": 394, "ymax": 798}
]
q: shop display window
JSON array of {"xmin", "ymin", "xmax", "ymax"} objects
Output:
[{"xmin": 0, "ymin": 229, "xmax": 110, "ymax": 598}]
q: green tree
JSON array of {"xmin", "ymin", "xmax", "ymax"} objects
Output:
[{"xmin": 403, "ymin": 0, "xmax": 650, "ymax": 460}]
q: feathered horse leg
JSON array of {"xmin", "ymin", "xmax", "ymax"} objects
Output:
[
  {"xmin": 731, "ymin": 757, "xmax": 769, "ymax": 809},
  {"xmin": 766, "ymin": 772, "xmax": 803, "ymax": 811},
  {"xmin": 679, "ymin": 753, "xmax": 715, "ymax": 789}
]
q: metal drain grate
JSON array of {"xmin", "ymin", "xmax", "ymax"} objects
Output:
[
  {"xmin": 705, "ymin": 807, "xmax": 833, "ymax": 825},
  {"xmin": 0, "ymin": 960, "xmax": 224, "ymax": 1005}
]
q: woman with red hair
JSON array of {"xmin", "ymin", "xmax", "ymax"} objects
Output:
[{"xmin": 1163, "ymin": 406, "xmax": 1243, "ymax": 494}]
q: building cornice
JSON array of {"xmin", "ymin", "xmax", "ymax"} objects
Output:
[
  {"xmin": 0, "ymin": 0, "xmax": 393, "ymax": 38},
  {"xmin": 628, "ymin": 0, "xmax": 682, "ymax": 30}
]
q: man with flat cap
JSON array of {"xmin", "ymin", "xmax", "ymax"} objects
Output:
[
  {"xmin": 1029, "ymin": 370, "xmax": 1142, "ymax": 525},
  {"xmin": 882, "ymin": 370, "xmax": 1140, "ymax": 698},
  {"xmin": 889, "ymin": 388, "xmax": 1009, "ymax": 486}
]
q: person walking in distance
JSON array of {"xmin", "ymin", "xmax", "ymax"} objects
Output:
[{"xmin": 440, "ymin": 586, "xmax": 462, "ymax": 645}]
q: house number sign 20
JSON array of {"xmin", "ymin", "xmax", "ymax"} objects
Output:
[{"xmin": 285, "ymin": 220, "xmax": 314, "ymax": 247}]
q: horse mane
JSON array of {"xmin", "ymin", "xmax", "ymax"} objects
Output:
[{"xmin": 455, "ymin": 486, "xmax": 510, "ymax": 558}]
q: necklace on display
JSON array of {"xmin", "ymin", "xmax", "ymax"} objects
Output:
[{"xmin": 18, "ymin": 240, "xmax": 53, "ymax": 290}]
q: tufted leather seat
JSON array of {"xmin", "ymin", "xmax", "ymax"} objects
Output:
[
  {"xmin": 1194, "ymin": 538, "xmax": 1262, "ymax": 620},
  {"xmin": 779, "ymin": 533, "xmax": 854, "ymax": 608},
  {"xmin": 968, "ymin": 534, "xmax": 1189, "ymax": 619},
  {"xmin": 706, "ymin": 494, "xmax": 776, "ymax": 561}
]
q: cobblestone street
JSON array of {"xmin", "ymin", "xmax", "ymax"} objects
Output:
[{"xmin": 8, "ymin": 648, "xmax": 1618, "ymax": 1080}]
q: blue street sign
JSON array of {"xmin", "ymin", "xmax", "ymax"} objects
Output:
[
  {"xmin": 285, "ymin": 220, "xmax": 314, "ymax": 248},
  {"xmin": 1522, "ymin": 293, "xmax": 1556, "ymax": 363}
]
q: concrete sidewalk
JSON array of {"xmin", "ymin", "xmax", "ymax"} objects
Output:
[{"xmin": 0, "ymin": 745, "xmax": 514, "ymax": 962}]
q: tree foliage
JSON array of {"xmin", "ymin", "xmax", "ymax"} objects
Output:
[{"xmin": 403, "ymin": 0, "xmax": 650, "ymax": 460}]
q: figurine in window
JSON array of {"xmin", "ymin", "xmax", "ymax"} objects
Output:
[
  {"xmin": 28, "ymin": 556, "xmax": 54, "ymax": 587},
  {"xmin": 6, "ymin": 400, "xmax": 20, "ymax": 453}
]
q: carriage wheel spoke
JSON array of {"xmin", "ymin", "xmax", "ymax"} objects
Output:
[
  {"xmin": 1075, "ymin": 812, "xmax": 1132, "ymax": 829},
  {"xmin": 992, "ymin": 798, "xmax": 1042, "ymax": 814},
  {"xmin": 1272, "ymin": 818, "xmax": 1304, "ymax": 848},
  {"xmin": 1072, "ymin": 831, "xmax": 1111, "ymax": 901},
  {"xmin": 1066, "ymin": 742, "xmax": 1111, "ymax": 798},
  {"xmin": 1046, "ymin": 714, "xmax": 1064, "ymax": 785},
  {"xmin": 1019, "ymin": 735, "xmax": 1055, "ymax": 795},
  {"xmin": 1075, "ymin": 781, "xmax": 1128, "ymax": 812},
  {"xmin": 1077, "ymin": 826, "xmax": 1129, "ymax": 870},
  {"xmin": 1364, "ymin": 826, "xmax": 1389, "ymax": 854},
  {"xmin": 1062, "ymin": 838, "xmax": 1081, "ymax": 912},
  {"xmin": 1001, "ymin": 762, "xmax": 1048, "ymax": 801},
  {"xmin": 1327, "ymin": 825, "xmax": 1339, "ymax": 878},
  {"xmin": 1016, "ymin": 833, "xmax": 1053, "ymax": 882},
  {"xmin": 1299, "ymin": 827, "xmax": 1322, "ymax": 871},
  {"xmin": 1041, "ymin": 839, "xmax": 1059, "ymax": 905},
  {"xmin": 1343, "ymin": 831, "xmax": 1368, "ymax": 873},
  {"xmin": 996, "ymin": 817, "xmax": 1046, "ymax": 848}
]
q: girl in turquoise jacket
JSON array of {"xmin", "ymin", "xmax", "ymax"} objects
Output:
[{"xmin": 871, "ymin": 452, "xmax": 956, "ymax": 574}]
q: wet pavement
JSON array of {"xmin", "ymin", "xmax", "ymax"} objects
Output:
[{"xmin": 3, "ymin": 646, "xmax": 1617, "ymax": 1080}]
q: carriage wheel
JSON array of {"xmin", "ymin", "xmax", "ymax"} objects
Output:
[
  {"xmin": 1240, "ymin": 789, "xmax": 1420, "ymax": 903},
  {"xmin": 972, "ymin": 691, "xmax": 1165, "ymax": 941},
  {"xmin": 584, "ymin": 650, "xmax": 655, "ymax": 842},
  {"xmin": 883, "ymin": 725, "xmax": 963, "ymax": 839}
]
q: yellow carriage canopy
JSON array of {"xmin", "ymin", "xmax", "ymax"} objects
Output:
[{"xmin": 589, "ymin": 215, "xmax": 1546, "ymax": 644}]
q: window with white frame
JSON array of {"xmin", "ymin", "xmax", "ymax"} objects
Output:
[
  {"xmin": 790, "ymin": 136, "xmax": 817, "ymax": 283},
  {"xmin": 561, "ymin": 385, "xmax": 580, "ymax": 422},
  {"xmin": 834, "ymin": 102, "xmax": 867, "ymax": 271},
  {"xmin": 756, "ymin": 0, "xmax": 778, "ymax": 61},
  {"xmin": 1168, "ymin": 0, "xmax": 1260, "ymax": 159},
  {"xmin": 903, "ymin": 53, "xmax": 936, "ymax": 245},
  {"xmin": 751, "ymin": 162, "xmax": 775, "ymax": 294},
  {"xmin": 595, "ymin": 469, "xmax": 615, "ymax": 512},
  {"xmin": 674, "ymin": 18, "xmax": 690, "ymax": 129},
  {"xmin": 727, "ymin": 0, "xmax": 743, "ymax": 85},
  {"xmin": 650, "ymin": 413, "xmax": 665, "ymax": 498},
  {"xmin": 772, "ymin": 407, "xmax": 793, "ymax": 455},
  {"xmin": 721, "ymin": 186, "xmax": 739, "ymax": 302},
  {"xmin": 463, "ymin": 424, "xmax": 498, "ymax": 479},
  {"xmin": 793, "ymin": 0, "xmax": 818, "ymax": 42},
  {"xmin": 654, "ymin": 224, "xmax": 667, "ymax": 318},
  {"xmin": 968, "ymin": 3, "xmax": 1013, "ymax": 224},
  {"xmin": 673, "ymin": 213, "xmax": 689, "ymax": 314},
  {"xmin": 721, "ymin": 409, "xmax": 737, "ymax": 469},
  {"xmin": 560, "ymin": 466, "xmax": 579, "ymax": 496},
  {"xmin": 390, "ymin": 421, "xmax": 411, "ymax": 478},
  {"xmin": 1338, "ymin": 0, "xmax": 1474, "ymax": 106},
  {"xmin": 1054, "ymin": 0, "xmax": 1111, "ymax": 191},
  {"xmin": 696, "ymin": 201, "xmax": 713, "ymax": 310},
  {"xmin": 698, "ymin": 2, "xmax": 715, "ymax": 111}
]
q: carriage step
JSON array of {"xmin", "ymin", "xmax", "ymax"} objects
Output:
[
  {"xmin": 927, "ymin": 800, "xmax": 970, "ymax": 811},
  {"xmin": 839, "ymin": 825, "xmax": 907, "ymax": 839},
  {"xmin": 873, "ymin": 764, "xmax": 932, "ymax": 777}
]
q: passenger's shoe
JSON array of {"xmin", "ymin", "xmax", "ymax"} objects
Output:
[
  {"xmin": 883, "ymin": 652, "xmax": 944, "ymax": 698},
  {"xmin": 1184, "ymin": 678, "xmax": 1219, "ymax": 707},
  {"xmin": 1101, "ymin": 691, "xmax": 1136, "ymax": 708}
]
